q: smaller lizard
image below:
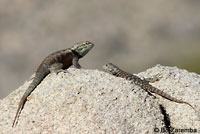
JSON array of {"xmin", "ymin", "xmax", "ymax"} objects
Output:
[
  {"xmin": 12, "ymin": 41, "xmax": 94, "ymax": 127},
  {"xmin": 102, "ymin": 63, "xmax": 195, "ymax": 110}
]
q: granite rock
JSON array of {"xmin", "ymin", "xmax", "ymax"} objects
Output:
[{"xmin": 0, "ymin": 65, "xmax": 199, "ymax": 134}]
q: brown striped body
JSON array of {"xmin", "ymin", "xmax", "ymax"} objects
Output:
[
  {"xmin": 38, "ymin": 49, "xmax": 75, "ymax": 71},
  {"xmin": 103, "ymin": 63, "xmax": 195, "ymax": 110}
]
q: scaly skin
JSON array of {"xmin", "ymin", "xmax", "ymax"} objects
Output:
[
  {"xmin": 12, "ymin": 41, "xmax": 94, "ymax": 127},
  {"xmin": 102, "ymin": 63, "xmax": 195, "ymax": 110}
]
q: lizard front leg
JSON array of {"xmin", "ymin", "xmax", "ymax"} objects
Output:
[{"xmin": 72, "ymin": 56, "xmax": 81, "ymax": 69}]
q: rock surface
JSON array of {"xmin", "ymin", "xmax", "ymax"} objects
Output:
[{"xmin": 0, "ymin": 65, "xmax": 199, "ymax": 134}]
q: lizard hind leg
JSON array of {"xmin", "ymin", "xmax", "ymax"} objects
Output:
[
  {"xmin": 145, "ymin": 74, "xmax": 162, "ymax": 83},
  {"xmin": 49, "ymin": 63, "xmax": 64, "ymax": 74}
]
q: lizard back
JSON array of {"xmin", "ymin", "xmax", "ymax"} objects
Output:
[{"xmin": 37, "ymin": 48, "xmax": 75, "ymax": 71}]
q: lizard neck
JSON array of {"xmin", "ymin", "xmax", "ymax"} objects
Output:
[{"xmin": 71, "ymin": 49, "xmax": 82, "ymax": 58}]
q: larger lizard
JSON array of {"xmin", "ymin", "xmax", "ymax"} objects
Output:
[
  {"xmin": 12, "ymin": 41, "xmax": 94, "ymax": 127},
  {"xmin": 102, "ymin": 63, "xmax": 195, "ymax": 110}
]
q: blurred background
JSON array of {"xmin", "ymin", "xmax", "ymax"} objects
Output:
[{"xmin": 0, "ymin": 0, "xmax": 200, "ymax": 99}]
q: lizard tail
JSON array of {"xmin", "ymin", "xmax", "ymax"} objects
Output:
[
  {"xmin": 149, "ymin": 86, "xmax": 195, "ymax": 110},
  {"xmin": 12, "ymin": 73, "xmax": 46, "ymax": 127}
]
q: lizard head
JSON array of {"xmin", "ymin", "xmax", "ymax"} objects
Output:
[
  {"xmin": 71, "ymin": 41, "xmax": 94, "ymax": 57},
  {"xmin": 102, "ymin": 63, "xmax": 119, "ymax": 75}
]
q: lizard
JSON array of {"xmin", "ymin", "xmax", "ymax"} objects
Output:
[
  {"xmin": 102, "ymin": 63, "xmax": 195, "ymax": 110},
  {"xmin": 12, "ymin": 41, "xmax": 94, "ymax": 127}
]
